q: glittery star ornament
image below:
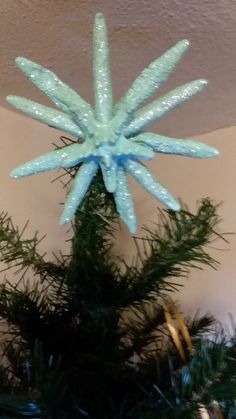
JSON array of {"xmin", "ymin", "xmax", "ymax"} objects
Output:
[{"xmin": 7, "ymin": 13, "xmax": 219, "ymax": 233}]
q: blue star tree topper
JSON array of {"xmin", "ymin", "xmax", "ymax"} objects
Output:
[{"xmin": 7, "ymin": 13, "xmax": 219, "ymax": 233}]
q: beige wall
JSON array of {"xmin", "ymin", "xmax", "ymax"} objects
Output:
[{"xmin": 1, "ymin": 105, "xmax": 236, "ymax": 326}]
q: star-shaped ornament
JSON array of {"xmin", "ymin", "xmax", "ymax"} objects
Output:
[{"xmin": 7, "ymin": 13, "xmax": 219, "ymax": 233}]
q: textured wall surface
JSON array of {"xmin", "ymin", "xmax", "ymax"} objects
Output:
[
  {"xmin": 0, "ymin": 0, "xmax": 236, "ymax": 324},
  {"xmin": 1, "ymin": 0, "xmax": 236, "ymax": 137}
]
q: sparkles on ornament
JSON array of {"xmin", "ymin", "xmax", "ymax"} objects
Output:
[{"xmin": 7, "ymin": 13, "xmax": 218, "ymax": 233}]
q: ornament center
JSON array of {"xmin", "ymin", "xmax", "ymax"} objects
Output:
[{"xmin": 93, "ymin": 122, "xmax": 119, "ymax": 148}]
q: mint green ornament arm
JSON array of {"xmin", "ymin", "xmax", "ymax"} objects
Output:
[
  {"xmin": 124, "ymin": 79, "xmax": 207, "ymax": 137},
  {"xmin": 93, "ymin": 13, "xmax": 113, "ymax": 123},
  {"xmin": 7, "ymin": 13, "xmax": 219, "ymax": 233}
]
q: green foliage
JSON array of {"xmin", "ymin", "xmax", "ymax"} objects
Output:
[
  {"xmin": 154, "ymin": 338, "xmax": 236, "ymax": 417},
  {"xmin": 0, "ymin": 172, "xmax": 233, "ymax": 418}
]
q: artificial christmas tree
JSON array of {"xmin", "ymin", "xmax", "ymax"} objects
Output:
[
  {"xmin": 0, "ymin": 188, "xmax": 234, "ymax": 418},
  {"xmin": 0, "ymin": 12, "xmax": 234, "ymax": 419}
]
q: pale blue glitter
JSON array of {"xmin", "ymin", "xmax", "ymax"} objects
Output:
[{"xmin": 7, "ymin": 13, "xmax": 219, "ymax": 233}]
